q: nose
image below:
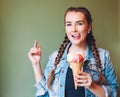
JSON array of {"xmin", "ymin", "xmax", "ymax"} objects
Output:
[{"xmin": 72, "ymin": 25, "xmax": 77, "ymax": 32}]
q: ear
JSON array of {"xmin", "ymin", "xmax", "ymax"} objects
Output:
[{"xmin": 88, "ymin": 25, "xmax": 92, "ymax": 33}]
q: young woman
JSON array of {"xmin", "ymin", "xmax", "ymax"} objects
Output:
[{"xmin": 28, "ymin": 7, "xmax": 118, "ymax": 97}]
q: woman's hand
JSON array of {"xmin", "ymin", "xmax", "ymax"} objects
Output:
[
  {"xmin": 28, "ymin": 40, "xmax": 42, "ymax": 66},
  {"xmin": 75, "ymin": 72, "xmax": 106, "ymax": 97},
  {"xmin": 28, "ymin": 40, "xmax": 44, "ymax": 82},
  {"xmin": 74, "ymin": 71, "xmax": 92, "ymax": 89}
]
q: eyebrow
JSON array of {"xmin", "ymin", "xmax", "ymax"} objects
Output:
[
  {"xmin": 65, "ymin": 20, "xmax": 84, "ymax": 23},
  {"xmin": 65, "ymin": 21, "xmax": 71, "ymax": 24}
]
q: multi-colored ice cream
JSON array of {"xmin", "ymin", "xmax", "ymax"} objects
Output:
[{"xmin": 67, "ymin": 52, "xmax": 84, "ymax": 90}]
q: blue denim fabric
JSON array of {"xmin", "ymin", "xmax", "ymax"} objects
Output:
[{"xmin": 34, "ymin": 43, "xmax": 118, "ymax": 97}]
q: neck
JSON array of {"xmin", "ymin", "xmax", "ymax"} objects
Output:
[{"xmin": 69, "ymin": 43, "xmax": 87, "ymax": 56}]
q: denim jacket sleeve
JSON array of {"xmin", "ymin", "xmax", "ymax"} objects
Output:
[
  {"xmin": 34, "ymin": 51, "xmax": 58, "ymax": 97},
  {"xmin": 100, "ymin": 50, "xmax": 119, "ymax": 97},
  {"xmin": 34, "ymin": 76, "xmax": 49, "ymax": 97}
]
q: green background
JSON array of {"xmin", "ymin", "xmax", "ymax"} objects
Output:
[{"xmin": 0, "ymin": 0, "xmax": 120, "ymax": 97}]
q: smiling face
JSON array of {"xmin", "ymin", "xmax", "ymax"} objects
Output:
[{"xmin": 65, "ymin": 11, "xmax": 91, "ymax": 46}]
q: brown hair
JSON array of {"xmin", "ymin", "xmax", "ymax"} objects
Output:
[
  {"xmin": 47, "ymin": 35, "xmax": 70, "ymax": 89},
  {"xmin": 47, "ymin": 7, "xmax": 104, "ymax": 89}
]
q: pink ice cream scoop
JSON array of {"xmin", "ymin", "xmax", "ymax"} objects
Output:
[{"xmin": 72, "ymin": 53, "xmax": 84, "ymax": 63}]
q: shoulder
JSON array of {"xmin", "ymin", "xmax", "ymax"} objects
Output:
[
  {"xmin": 44, "ymin": 50, "xmax": 58, "ymax": 71},
  {"xmin": 98, "ymin": 48, "xmax": 110, "ymax": 56},
  {"xmin": 46, "ymin": 50, "xmax": 58, "ymax": 66},
  {"xmin": 49, "ymin": 50, "xmax": 58, "ymax": 59},
  {"xmin": 97, "ymin": 48, "xmax": 111, "ymax": 67}
]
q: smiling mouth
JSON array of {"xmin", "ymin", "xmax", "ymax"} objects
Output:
[{"xmin": 71, "ymin": 34, "xmax": 80, "ymax": 39}]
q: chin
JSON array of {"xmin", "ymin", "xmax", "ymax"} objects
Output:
[{"xmin": 72, "ymin": 41, "xmax": 81, "ymax": 45}]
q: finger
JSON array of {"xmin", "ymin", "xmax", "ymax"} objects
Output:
[
  {"xmin": 33, "ymin": 40, "xmax": 38, "ymax": 48},
  {"xmin": 77, "ymin": 78, "xmax": 90, "ymax": 86},
  {"xmin": 79, "ymin": 72, "xmax": 90, "ymax": 77},
  {"xmin": 28, "ymin": 48, "xmax": 37, "ymax": 55},
  {"xmin": 77, "ymin": 78, "xmax": 88, "ymax": 83},
  {"xmin": 37, "ymin": 44, "xmax": 41, "ymax": 49},
  {"xmin": 77, "ymin": 82, "xmax": 89, "ymax": 87},
  {"xmin": 78, "ymin": 71, "xmax": 87, "ymax": 75},
  {"xmin": 75, "ymin": 73, "xmax": 88, "ymax": 79}
]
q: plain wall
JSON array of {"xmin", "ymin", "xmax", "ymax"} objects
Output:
[{"xmin": 0, "ymin": 0, "xmax": 119, "ymax": 97}]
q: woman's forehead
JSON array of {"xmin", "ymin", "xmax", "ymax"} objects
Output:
[{"xmin": 65, "ymin": 12, "xmax": 86, "ymax": 22}]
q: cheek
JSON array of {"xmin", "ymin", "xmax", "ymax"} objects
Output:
[
  {"xmin": 81, "ymin": 32, "xmax": 88, "ymax": 40},
  {"xmin": 65, "ymin": 28, "xmax": 70, "ymax": 36},
  {"xmin": 65, "ymin": 26, "xmax": 72, "ymax": 32},
  {"xmin": 66, "ymin": 32, "xmax": 71, "ymax": 39},
  {"xmin": 79, "ymin": 27, "xmax": 89, "ymax": 35},
  {"xmin": 79, "ymin": 28, "xmax": 88, "ymax": 38},
  {"xmin": 65, "ymin": 29, "xmax": 71, "ymax": 39}
]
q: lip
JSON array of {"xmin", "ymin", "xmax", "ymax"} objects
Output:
[{"xmin": 71, "ymin": 34, "xmax": 80, "ymax": 39}]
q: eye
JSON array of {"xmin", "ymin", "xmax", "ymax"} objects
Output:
[
  {"xmin": 77, "ymin": 22, "xmax": 83, "ymax": 25},
  {"xmin": 66, "ymin": 23, "xmax": 72, "ymax": 26}
]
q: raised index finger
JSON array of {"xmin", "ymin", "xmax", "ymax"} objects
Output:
[{"xmin": 33, "ymin": 40, "xmax": 38, "ymax": 48}]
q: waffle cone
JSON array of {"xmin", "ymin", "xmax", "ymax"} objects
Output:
[{"xmin": 70, "ymin": 62, "xmax": 83, "ymax": 90}]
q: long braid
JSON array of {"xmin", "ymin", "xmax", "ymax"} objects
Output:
[
  {"xmin": 47, "ymin": 35, "xmax": 70, "ymax": 89},
  {"xmin": 87, "ymin": 33, "xmax": 101, "ymax": 69},
  {"xmin": 87, "ymin": 32, "xmax": 106, "ymax": 84}
]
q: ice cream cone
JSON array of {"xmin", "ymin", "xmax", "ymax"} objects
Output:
[
  {"xmin": 67, "ymin": 52, "xmax": 84, "ymax": 90},
  {"xmin": 70, "ymin": 62, "xmax": 83, "ymax": 89}
]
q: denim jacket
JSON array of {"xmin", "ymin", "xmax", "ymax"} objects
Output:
[{"xmin": 34, "ymin": 43, "xmax": 118, "ymax": 97}]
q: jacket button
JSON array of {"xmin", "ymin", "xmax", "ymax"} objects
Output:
[
  {"xmin": 60, "ymin": 84, "xmax": 62, "ymax": 87},
  {"xmin": 62, "ymin": 70, "xmax": 64, "ymax": 73}
]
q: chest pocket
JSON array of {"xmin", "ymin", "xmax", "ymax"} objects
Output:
[{"xmin": 84, "ymin": 60, "xmax": 100, "ymax": 82}]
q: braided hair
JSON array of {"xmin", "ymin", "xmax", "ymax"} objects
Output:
[
  {"xmin": 47, "ymin": 7, "xmax": 104, "ymax": 89},
  {"xmin": 47, "ymin": 35, "xmax": 70, "ymax": 89}
]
